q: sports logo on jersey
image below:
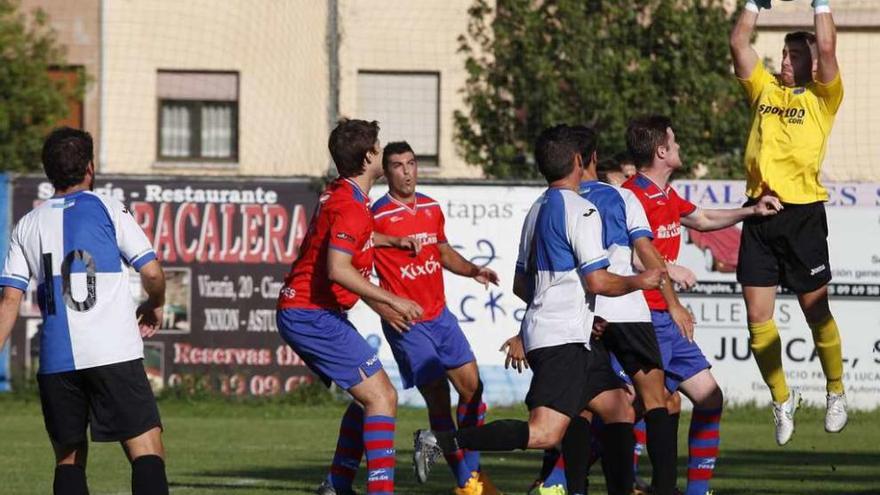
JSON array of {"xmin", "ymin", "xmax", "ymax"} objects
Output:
[
  {"xmin": 409, "ymin": 232, "xmax": 439, "ymax": 246},
  {"xmin": 400, "ymin": 255, "xmax": 442, "ymax": 280},
  {"xmin": 793, "ymin": 87, "xmax": 806, "ymax": 95},
  {"xmin": 583, "ymin": 208, "xmax": 596, "ymax": 217},
  {"xmin": 335, "ymin": 232, "xmax": 355, "ymax": 243},
  {"xmin": 758, "ymin": 103, "xmax": 807, "ymax": 125},
  {"xmin": 656, "ymin": 223, "xmax": 681, "ymax": 239},
  {"xmin": 389, "ymin": 216, "xmax": 404, "ymax": 223}
]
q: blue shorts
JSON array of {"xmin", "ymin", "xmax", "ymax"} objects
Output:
[
  {"xmin": 277, "ymin": 308, "xmax": 383, "ymax": 390},
  {"xmin": 651, "ymin": 310, "xmax": 711, "ymax": 392},
  {"xmin": 382, "ymin": 307, "xmax": 476, "ymax": 389}
]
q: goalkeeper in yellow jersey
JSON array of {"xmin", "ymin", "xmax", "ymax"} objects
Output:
[{"xmin": 729, "ymin": 0, "xmax": 845, "ymax": 446}]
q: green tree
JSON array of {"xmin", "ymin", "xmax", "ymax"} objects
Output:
[
  {"xmin": 0, "ymin": 0, "xmax": 83, "ymax": 173},
  {"xmin": 456, "ymin": 0, "xmax": 750, "ymax": 179}
]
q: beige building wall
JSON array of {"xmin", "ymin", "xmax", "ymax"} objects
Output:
[
  {"xmin": 338, "ymin": 0, "xmax": 485, "ymax": 179},
  {"xmin": 756, "ymin": 2, "xmax": 880, "ymax": 181},
  {"xmin": 19, "ymin": 0, "xmax": 100, "ymax": 149},
  {"xmin": 100, "ymin": 0, "xmax": 329, "ymax": 176}
]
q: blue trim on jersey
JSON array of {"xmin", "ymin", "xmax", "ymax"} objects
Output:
[
  {"xmin": 0, "ymin": 276, "xmax": 28, "ymax": 291},
  {"xmin": 579, "ymin": 181, "xmax": 630, "ymax": 250},
  {"xmin": 415, "ymin": 192, "xmax": 436, "ymax": 203},
  {"xmin": 131, "ymin": 251, "xmax": 157, "ymax": 271},
  {"xmin": 633, "ymin": 174, "xmax": 653, "ymax": 190},
  {"xmin": 37, "ymin": 277, "xmax": 75, "ymax": 374},
  {"xmin": 62, "ymin": 193, "xmax": 121, "ymax": 274},
  {"xmin": 329, "ymin": 245, "xmax": 354, "ymax": 256},
  {"xmin": 578, "ymin": 257, "xmax": 610, "ymax": 275},
  {"xmin": 370, "ymin": 194, "xmax": 392, "ymax": 213},
  {"xmin": 534, "ymin": 189, "xmax": 577, "ymax": 272},
  {"xmin": 630, "ymin": 229, "xmax": 653, "ymax": 241},
  {"xmin": 345, "ymin": 179, "xmax": 366, "ymax": 203}
]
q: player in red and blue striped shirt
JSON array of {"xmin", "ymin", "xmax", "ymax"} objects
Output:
[{"xmin": 276, "ymin": 120, "xmax": 423, "ymax": 495}]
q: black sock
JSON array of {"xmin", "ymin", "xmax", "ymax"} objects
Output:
[
  {"xmin": 600, "ymin": 422, "xmax": 635, "ymax": 495},
  {"xmin": 131, "ymin": 455, "xmax": 169, "ymax": 495},
  {"xmin": 644, "ymin": 407, "xmax": 677, "ymax": 495},
  {"xmin": 539, "ymin": 448, "xmax": 560, "ymax": 482},
  {"xmin": 561, "ymin": 416, "xmax": 591, "ymax": 495},
  {"xmin": 437, "ymin": 419, "xmax": 529, "ymax": 453},
  {"xmin": 54, "ymin": 465, "xmax": 89, "ymax": 495},
  {"xmin": 670, "ymin": 412, "xmax": 681, "ymax": 464}
]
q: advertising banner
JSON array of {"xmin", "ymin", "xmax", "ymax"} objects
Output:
[
  {"xmin": 7, "ymin": 176, "xmax": 877, "ymax": 408},
  {"xmin": 350, "ymin": 181, "xmax": 880, "ymax": 409},
  {"xmin": 8, "ymin": 175, "xmax": 318, "ymax": 396}
]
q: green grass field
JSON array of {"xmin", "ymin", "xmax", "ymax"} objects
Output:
[{"xmin": 1, "ymin": 396, "xmax": 878, "ymax": 494}]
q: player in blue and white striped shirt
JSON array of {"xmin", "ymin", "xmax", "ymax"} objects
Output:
[
  {"xmin": 413, "ymin": 125, "xmax": 664, "ymax": 495},
  {"xmin": 0, "ymin": 128, "xmax": 169, "ymax": 495}
]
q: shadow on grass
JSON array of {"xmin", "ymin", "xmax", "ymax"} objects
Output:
[
  {"xmin": 183, "ymin": 450, "xmax": 546, "ymax": 494},
  {"xmin": 179, "ymin": 447, "xmax": 880, "ymax": 494}
]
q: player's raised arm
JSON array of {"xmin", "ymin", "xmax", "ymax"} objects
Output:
[
  {"xmin": 813, "ymin": 0, "xmax": 839, "ymax": 83},
  {"xmin": 730, "ymin": 1, "xmax": 762, "ymax": 78}
]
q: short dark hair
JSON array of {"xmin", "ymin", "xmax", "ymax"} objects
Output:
[
  {"xmin": 328, "ymin": 119, "xmax": 380, "ymax": 178},
  {"xmin": 626, "ymin": 115, "xmax": 673, "ymax": 167},
  {"xmin": 570, "ymin": 125, "xmax": 598, "ymax": 163},
  {"xmin": 785, "ymin": 31, "xmax": 817, "ymax": 48},
  {"xmin": 42, "ymin": 127, "xmax": 94, "ymax": 190},
  {"xmin": 382, "ymin": 141, "xmax": 415, "ymax": 171},
  {"xmin": 534, "ymin": 125, "xmax": 581, "ymax": 183}
]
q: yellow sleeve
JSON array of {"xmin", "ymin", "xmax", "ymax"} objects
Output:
[
  {"xmin": 813, "ymin": 72, "xmax": 844, "ymax": 116},
  {"xmin": 737, "ymin": 61, "xmax": 775, "ymax": 107}
]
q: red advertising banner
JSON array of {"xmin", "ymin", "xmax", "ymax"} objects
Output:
[{"xmin": 8, "ymin": 175, "xmax": 320, "ymax": 396}]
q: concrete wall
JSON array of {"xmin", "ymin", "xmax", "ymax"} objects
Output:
[
  {"xmin": 99, "ymin": 0, "xmax": 329, "ymax": 176},
  {"xmin": 338, "ymin": 0, "xmax": 485, "ymax": 179}
]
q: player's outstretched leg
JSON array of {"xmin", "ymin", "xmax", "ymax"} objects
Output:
[
  {"xmin": 799, "ymin": 287, "xmax": 847, "ymax": 433},
  {"xmin": 318, "ymin": 402, "xmax": 365, "ymax": 495}
]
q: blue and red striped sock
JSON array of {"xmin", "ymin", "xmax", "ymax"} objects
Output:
[
  {"xmin": 456, "ymin": 397, "xmax": 486, "ymax": 472},
  {"xmin": 685, "ymin": 407, "xmax": 722, "ymax": 495},
  {"xmin": 327, "ymin": 403, "xmax": 365, "ymax": 491},
  {"xmin": 364, "ymin": 415, "xmax": 396, "ymax": 495},
  {"xmin": 543, "ymin": 451, "xmax": 567, "ymax": 487},
  {"xmin": 632, "ymin": 418, "xmax": 647, "ymax": 477},
  {"xmin": 429, "ymin": 412, "xmax": 472, "ymax": 488}
]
